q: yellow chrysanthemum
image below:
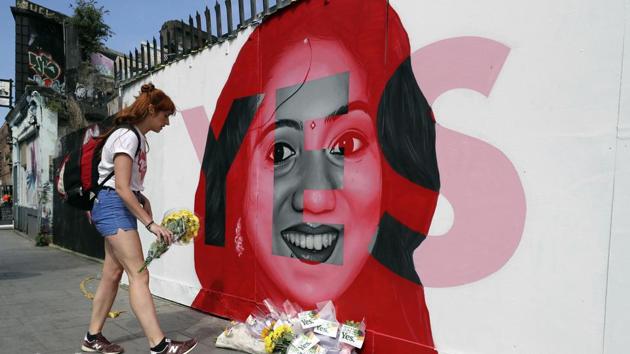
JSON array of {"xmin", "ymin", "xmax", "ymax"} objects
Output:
[{"xmin": 264, "ymin": 336, "xmax": 275, "ymax": 353}]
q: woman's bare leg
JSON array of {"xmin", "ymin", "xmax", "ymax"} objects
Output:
[
  {"xmin": 106, "ymin": 228, "xmax": 165, "ymax": 347},
  {"xmin": 88, "ymin": 239, "xmax": 124, "ymax": 334}
]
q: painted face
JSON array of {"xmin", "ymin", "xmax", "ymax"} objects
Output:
[{"xmin": 243, "ymin": 40, "xmax": 382, "ymax": 304}]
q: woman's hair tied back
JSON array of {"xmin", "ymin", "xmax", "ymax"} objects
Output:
[{"xmin": 141, "ymin": 83, "xmax": 155, "ymax": 94}]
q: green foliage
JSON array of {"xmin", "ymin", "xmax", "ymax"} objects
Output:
[
  {"xmin": 46, "ymin": 97, "xmax": 64, "ymax": 113},
  {"xmin": 35, "ymin": 232, "xmax": 51, "ymax": 247},
  {"xmin": 69, "ymin": 0, "xmax": 113, "ymax": 59}
]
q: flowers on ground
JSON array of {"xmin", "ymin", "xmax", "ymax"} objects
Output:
[
  {"xmin": 215, "ymin": 299, "xmax": 364, "ymax": 354},
  {"xmin": 263, "ymin": 323, "xmax": 294, "ymax": 353}
]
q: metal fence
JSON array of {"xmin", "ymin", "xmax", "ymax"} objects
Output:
[{"xmin": 114, "ymin": 0, "xmax": 297, "ymax": 83}]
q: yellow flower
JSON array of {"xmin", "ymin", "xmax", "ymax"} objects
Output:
[{"xmin": 264, "ymin": 335, "xmax": 275, "ymax": 353}]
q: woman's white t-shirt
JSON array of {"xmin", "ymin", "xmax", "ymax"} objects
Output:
[{"xmin": 98, "ymin": 126, "xmax": 147, "ymax": 192}]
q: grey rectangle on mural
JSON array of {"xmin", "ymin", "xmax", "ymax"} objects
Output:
[{"xmin": 276, "ymin": 72, "xmax": 349, "ymax": 120}]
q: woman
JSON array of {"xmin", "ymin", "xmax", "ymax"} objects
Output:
[
  {"xmin": 193, "ymin": 0, "xmax": 439, "ymax": 352},
  {"xmin": 82, "ymin": 83, "xmax": 197, "ymax": 354}
]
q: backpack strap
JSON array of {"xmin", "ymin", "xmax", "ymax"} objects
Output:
[{"xmin": 95, "ymin": 124, "xmax": 143, "ymax": 191}]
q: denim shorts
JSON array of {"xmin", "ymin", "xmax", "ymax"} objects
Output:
[{"xmin": 91, "ymin": 188, "xmax": 138, "ymax": 237}]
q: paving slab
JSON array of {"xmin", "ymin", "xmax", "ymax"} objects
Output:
[{"xmin": 0, "ymin": 230, "xmax": 236, "ymax": 354}]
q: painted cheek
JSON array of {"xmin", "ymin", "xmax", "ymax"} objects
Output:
[
  {"xmin": 272, "ymin": 173, "xmax": 301, "ymax": 255},
  {"xmin": 341, "ymin": 149, "xmax": 382, "ymax": 254},
  {"xmin": 246, "ymin": 150, "xmax": 274, "ymax": 255}
]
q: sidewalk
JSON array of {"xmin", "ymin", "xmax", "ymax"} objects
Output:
[{"xmin": 0, "ymin": 229, "xmax": 233, "ymax": 354}]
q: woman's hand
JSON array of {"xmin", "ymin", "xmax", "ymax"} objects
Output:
[{"xmin": 148, "ymin": 223, "xmax": 174, "ymax": 245}]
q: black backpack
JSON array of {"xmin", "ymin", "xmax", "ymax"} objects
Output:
[{"xmin": 56, "ymin": 124, "xmax": 141, "ymax": 210}]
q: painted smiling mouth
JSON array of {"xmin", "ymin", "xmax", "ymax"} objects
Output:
[{"xmin": 281, "ymin": 223, "xmax": 341, "ymax": 264}]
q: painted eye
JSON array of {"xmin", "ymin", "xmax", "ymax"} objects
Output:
[
  {"xmin": 329, "ymin": 131, "xmax": 366, "ymax": 156},
  {"xmin": 268, "ymin": 142, "xmax": 296, "ymax": 163}
]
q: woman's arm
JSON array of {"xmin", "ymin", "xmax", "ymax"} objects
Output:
[
  {"xmin": 138, "ymin": 192, "xmax": 153, "ymax": 220},
  {"xmin": 114, "ymin": 154, "xmax": 173, "ymax": 244}
]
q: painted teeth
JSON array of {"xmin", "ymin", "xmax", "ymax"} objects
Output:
[{"xmin": 283, "ymin": 233, "xmax": 337, "ymax": 250}]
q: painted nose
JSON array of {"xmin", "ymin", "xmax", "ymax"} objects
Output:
[{"xmin": 291, "ymin": 150, "xmax": 339, "ymax": 213}]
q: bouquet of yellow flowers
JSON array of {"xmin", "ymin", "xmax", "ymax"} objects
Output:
[
  {"xmin": 263, "ymin": 323, "xmax": 294, "ymax": 353},
  {"xmin": 138, "ymin": 209, "xmax": 200, "ymax": 273}
]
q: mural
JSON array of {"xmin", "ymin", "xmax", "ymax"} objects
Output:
[
  {"xmin": 90, "ymin": 53, "xmax": 115, "ymax": 77},
  {"xmin": 114, "ymin": 0, "xmax": 629, "ymax": 351},
  {"xmin": 23, "ymin": 139, "xmax": 39, "ymax": 207},
  {"xmin": 188, "ymin": 0, "xmax": 512, "ymax": 352}
]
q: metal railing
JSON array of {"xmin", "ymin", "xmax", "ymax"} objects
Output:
[{"xmin": 114, "ymin": 0, "xmax": 297, "ymax": 84}]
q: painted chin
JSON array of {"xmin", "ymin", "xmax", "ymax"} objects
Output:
[{"xmin": 280, "ymin": 223, "xmax": 342, "ymax": 264}]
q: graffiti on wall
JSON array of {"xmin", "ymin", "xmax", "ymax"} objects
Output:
[
  {"xmin": 28, "ymin": 51, "xmax": 64, "ymax": 93},
  {"xmin": 181, "ymin": 0, "xmax": 526, "ymax": 352},
  {"xmin": 90, "ymin": 53, "xmax": 114, "ymax": 77},
  {"xmin": 25, "ymin": 13, "xmax": 65, "ymax": 94},
  {"xmin": 21, "ymin": 140, "xmax": 39, "ymax": 208}
]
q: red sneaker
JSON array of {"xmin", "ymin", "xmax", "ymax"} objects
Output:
[
  {"xmin": 150, "ymin": 338, "xmax": 197, "ymax": 354},
  {"xmin": 81, "ymin": 333, "xmax": 124, "ymax": 354}
]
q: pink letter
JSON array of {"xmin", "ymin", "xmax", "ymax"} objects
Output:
[{"xmin": 412, "ymin": 37, "xmax": 526, "ymax": 287}]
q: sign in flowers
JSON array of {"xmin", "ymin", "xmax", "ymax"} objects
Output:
[{"xmin": 216, "ymin": 299, "xmax": 364, "ymax": 354}]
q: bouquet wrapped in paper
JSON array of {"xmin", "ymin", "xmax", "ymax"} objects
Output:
[
  {"xmin": 215, "ymin": 299, "xmax": 364, "ymax": 354},
  {"xmin": 138, "ymin": 208, "xmax": 200, "ymax": 272}
]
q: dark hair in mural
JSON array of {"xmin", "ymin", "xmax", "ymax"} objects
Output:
[
  {"xmin": 202, "ymin": 95, "xmax": 263, "ymax": 246},
  {"xmin": 371, "ymin": 58, "xmax": 440, "ymax": 284},
  {"xmin": 378, "ymin": 59, "xmax": 439, "ymax": 192}
]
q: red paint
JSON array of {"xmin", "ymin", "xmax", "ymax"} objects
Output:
[
  {"xmin": 192, "ymin": 0, "xmax": 439, "ymax": 351},
  {"xmin": 187, "ymin": 2, "xmax": 523, "ymax": 353}
]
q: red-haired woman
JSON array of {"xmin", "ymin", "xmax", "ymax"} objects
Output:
[{"xmin": 82, "ymin": 83, "xmax": 197, "ymax": 354}]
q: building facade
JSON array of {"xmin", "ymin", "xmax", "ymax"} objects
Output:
[
  {"xmin": 0, "ymin": 122, "xmax": 13, "ymax": 186},
  {"xmin": 5, "ymin": 88, "xmax": 57, "ymax": 237}
]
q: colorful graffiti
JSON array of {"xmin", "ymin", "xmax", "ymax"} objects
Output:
[
  {"xmin": 28, "ymin": 51, "xmax": 64, "ymax": 93},
  {"xmin": 90, "ymin": 53, "xmax": 115, "ymax": 77},
  {"xmin": 181, "ymin": 0, "xmax": 525, "ymax": 352},
  {"xmin": 24, "ymin": 140, "xmax": 39, "ymax": 207}
]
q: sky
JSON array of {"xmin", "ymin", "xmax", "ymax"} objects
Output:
[{"xmin": 0, "ymin": 0, "xmax": 274, "ymax": 124}]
